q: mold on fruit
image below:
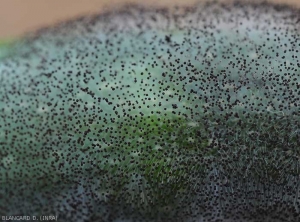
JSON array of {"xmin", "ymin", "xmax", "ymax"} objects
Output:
[{"xmin": 0, "ymin": 1, "xmax": 299, "ymax": 221}]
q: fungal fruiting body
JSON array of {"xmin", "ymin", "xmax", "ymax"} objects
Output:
[{"xmin": 0, "ymin": 1, "xmax": 299, "ymax": 222}]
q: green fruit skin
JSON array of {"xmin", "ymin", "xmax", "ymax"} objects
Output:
[{"xmin": 0, "ymin": 3, "xmax": 299, "ymax": 221}]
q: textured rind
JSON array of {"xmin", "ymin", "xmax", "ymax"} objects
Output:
[{"xmin": 0, "ymin": 1, "xmax": 300, "ymax": 222}]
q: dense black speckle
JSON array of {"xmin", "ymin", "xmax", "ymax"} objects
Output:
[{"xmin": 0, "ymin": 1, "xmax": 300, "ymax": 222}]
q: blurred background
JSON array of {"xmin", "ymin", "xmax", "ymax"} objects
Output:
[{"xmin": 0, "ymin": 0, "xmax": 300, "ymax": 39}]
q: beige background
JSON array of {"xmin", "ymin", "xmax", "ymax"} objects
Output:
[{"xmin": 1, "ymin": 0, "xmax": 300, "ymax": 39}]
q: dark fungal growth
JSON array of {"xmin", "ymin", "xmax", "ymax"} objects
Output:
[{"xmin": 0, "ymin": 1, "xmax": 300, "ymax": 221}]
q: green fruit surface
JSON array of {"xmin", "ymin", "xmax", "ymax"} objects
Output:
[{"xmin": 0, "ymin": 2, "xmax": 299, "ymax": 222}]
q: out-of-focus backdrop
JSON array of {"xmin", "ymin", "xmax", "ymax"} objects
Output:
[{"xmin": 0, "ymin": 0, "xmax": 300, "ymax": 39}]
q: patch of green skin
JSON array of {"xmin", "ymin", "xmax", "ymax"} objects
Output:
[
  {"xmin": 0, "ymin": 39, "xmax": 15, "ymax": 59},
  {"xmin": 0, "ymin": 40, "xmax": 12, "ymax": 47},
  {"xmin": 102, "ymin": 115, "xmax": 208, "ymax": 205}
]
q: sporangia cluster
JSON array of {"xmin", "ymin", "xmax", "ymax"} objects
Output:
[{"xmin": 0, "ymin": 1, "xmax": 299, "ymax": 222}]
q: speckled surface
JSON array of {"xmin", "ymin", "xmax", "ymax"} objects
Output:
[{"xmin": 0, "ymin": 1, "xmax": 299, "ymax": 221}]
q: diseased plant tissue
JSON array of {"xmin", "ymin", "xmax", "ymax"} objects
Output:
[{"xmin": 0, "ymin": 1, "xmax": 299, "ymax": 222}]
